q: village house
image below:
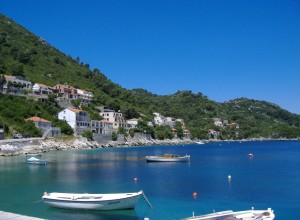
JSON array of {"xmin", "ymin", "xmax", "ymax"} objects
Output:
[
  {"xmin": 209, "ymin": 129, "xmax": 219, "ymax": 139},
  {"xmin": 100, "ymin": 109, "xmax": 126, "ymax": 131},
  {"xmin": 183, "ymin": 129, "xmax": 191, "ymax": 139},
  {"xmin": 76, "ymin": 88, "xmax": 94, "ymax": 105},
  {"xmin": 1, "ymin": 74, "xmax": 31, "ymax": 94},
  {"xmin": 213, "ymin": 118, "xmax": 224, "ymax": 127},
  {"xmin": 25, "ymin": 116, "xmax": 61, "ymax": 137},
  {"xmin": 166, "ymin": 117, "xmax": 176, "ymax": 128},
  {"xmin": 52, "ymin": 84, "xmax": 78, "ymax": 101},
  {"xmin": 227, "ymin": 122, "xmax": 239, "ymax": 129},
  {"xmin": 58, "ymin": 108, "xmax": 90, "ymax": 135},
  {"xmin": 153, "ymin": 112, "xmax": 167, "ymax": 126},
  {"xmin": 90, "ymin": 119, "xmax": 113, "ymax": 134},
  {"xmin": 51, "ymin": 84, "xmax": 94, "ymax": 105},
  {"xmin": 126, "ymin": 118, "xmax": 139, "ymax": 129},
  {"xmin": 32, "ymin": 83, "xmax": 53, "ymax": 95}
]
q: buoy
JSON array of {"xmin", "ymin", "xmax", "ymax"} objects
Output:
[
  {"xmin": 134, "ymin": 177, "xmax": 138, "ymax": 182},
  {"xmin": 228, "ymin": 175, "xmax": 232, "ymax": 179},
  {"xmin": 193, "ymin": 192, "xmax": 198, "ymax": 198}
]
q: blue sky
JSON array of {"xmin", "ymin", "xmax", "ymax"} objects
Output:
[{"xmin": 1, "ymin": 0, "xmax": 300, "ymax": 114}]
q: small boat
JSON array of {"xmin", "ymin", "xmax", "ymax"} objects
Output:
[
  {"xmin": 42, "ymin": 190, "xmax": 144, "ymax": 211},
  {"xmin": 26, "ymin": 153, "xmax": 42, "ymax": 157},
  {"xmin": 145, "ymin": 154, "xmax": 190, "ymax": 162},
  {"xmin": 27, "ymin": 157, "xmax": 47, "ymax": 165},
  {"xmin": 195, "ymin": 141, "xmax": 205, "ymax": 145},
  {"xmin": 182, "ymin": 207, "xmax": 275, "ymax": 220}
]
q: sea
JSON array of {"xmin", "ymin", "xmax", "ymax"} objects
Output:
[{"xmin": 0, "ymin": 140, "xmax": 299, "ymax": 220}]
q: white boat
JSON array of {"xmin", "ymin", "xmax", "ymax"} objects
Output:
[
  {"xmin": 182, "ymin": 207, "xmax": 275, "ymax": 220},
  {"xmin": 42, "ymin": 190, "xmax": 144, "ymax": 210},
  {"xmin": 195, "ymin": 141, "xmax": 205, "ymax": 145},
  {"xmin": 145, "ymin": 154, "xmax": 190, "ymax": 162},
  {"xmin": 26, "ymin": 153, "xmax": 42, "ymax": 157},
  {"xmin": 27, "ymin": 157, "xmax": 47, "ymax": 165}
]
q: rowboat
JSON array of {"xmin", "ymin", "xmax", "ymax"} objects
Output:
[
  {"xmin": 145, "ymin": 154, "xmax": 190, "ymax": 162},
  {"xmin": 42, "ymin": 190, "xmax": 144, "ymax": 210},
  {"xmin": 27, "ymin": 157, "xmax": 47, "ymax": 165},
  {"xmin": 182, "ymin": 207, "xmax": 275, "ymax": 220}
]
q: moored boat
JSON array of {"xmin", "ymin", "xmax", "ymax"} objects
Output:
[
  {"xmin": 195, "ymin": 141, "xmax": 205, "ymax": 145},
  {"xmin": 145, "ymin": 154, "xmax": 190, "ymax": 162},
  {"xmin": 27, "ymin": 157, "xmax": 47, "ymax": 165},
  {"xmin": 42, "ymin": 190, "xmax": 144, "ymax": 211},
  {"xmin": 26, "ymin": 153, "xmax": 42, "ymax": 157},
  {"xmin": 182, "ymin": 207, "xmax": 275, "ymax": 220}
]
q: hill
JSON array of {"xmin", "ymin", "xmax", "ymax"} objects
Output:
[{"xmin": 0, "ymin": 14, "xmax": 300, "ymax": 140}]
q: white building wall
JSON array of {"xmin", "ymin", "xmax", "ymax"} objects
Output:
[{"xmin": 58, "ymin": 109, "xmax": 76, "ymax": 129}]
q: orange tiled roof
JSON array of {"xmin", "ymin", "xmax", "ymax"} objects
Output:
[
  {"xmin": 4, "ymin": 75, "xmax": 14, "ymax": 79},
  {"xmin": 69, "ymin": 108, "xmax": 83, "ymax": 113},
  {"xmin": 25, "ymin": 116, "xmax": 51, "ymax": 123},
  {"xmin": 100, "ymin": 119, "xmax": 113, "ymax": 123},
  {"xmin": 37, "ymin": 83, "xmax": 48, "ymax": 87}
]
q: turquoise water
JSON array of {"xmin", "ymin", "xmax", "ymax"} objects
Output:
[{"xmin": 0, "ymin": 141, "xmax": 300, "ymax": 219}]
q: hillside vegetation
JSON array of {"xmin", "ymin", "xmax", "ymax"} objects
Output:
[{"xmin": 1, "ymin": 14, "xmax": 300, "ymax": 140}]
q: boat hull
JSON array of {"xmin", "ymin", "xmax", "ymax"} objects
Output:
[
  {"xmin": 27, "ymin": 161, "xmax": 47, "ymax": 165},
  {"xmin": 182, "ymin": 208, "xmax": 275, "ymax": 220},
  {"xmin": 145, "ymin": 155, "xmax": 190, "ymax": 162},
  {"xmin": 42, "ymin": 191, "xmax": 143, "ymax": 211}
]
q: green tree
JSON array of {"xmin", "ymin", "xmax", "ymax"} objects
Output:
[
  {"xmin": 112, "ymin": 132, "xmax": 118, "ymax": 141},
  {"xmin": 175, "ymin": 121, "xmax": 184, "ymax": 139},
  {"xmin": 82, "ymin": 130, "xmax": 93, "ymax": 140},
  {"xmin": 11, "ymin": 64, "xmax": 24, "ymax": 76}
]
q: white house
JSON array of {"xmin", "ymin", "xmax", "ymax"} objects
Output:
[
  {"xmin": 77, "ymin": 89, "xmax": 94, "ymax": 105},
  {"xmin": 166, "ymin": 117, "xmax": 176, "ymax": 128},
  {"xmin": 2, "ymin": 75, "xmax": 31, "ymax": 94},
  {"xmin": 126, "ymin": 118, "xmax": 139, "ymax": 129},
  {"xmin": 32, "ymin": 83, "xmax": 53, "ymax": 95},
  {"xmin": 153, "ymin": 112, "xmax": 167, "ymax": 126},
  {"xmin": 58, "ymin": 108, "xmax": 90, "ymax": 135}
]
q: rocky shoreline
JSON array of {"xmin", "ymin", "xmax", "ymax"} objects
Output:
[
  {"xmin": 0, "ymin": 137, "xmax": 298, "ymax": 156},
  {"xmin": 0, "ymin": 137, "xmax": 194, "ymax": 156}
]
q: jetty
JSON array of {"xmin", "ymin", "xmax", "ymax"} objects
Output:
[{"xmin": 0, "ymin": 211, "xmax": 45, "ymax": 219}]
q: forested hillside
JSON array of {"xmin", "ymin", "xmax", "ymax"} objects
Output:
[{"xmin": 1, "ymin": 14, "xmax": 300, "ymax": 139}]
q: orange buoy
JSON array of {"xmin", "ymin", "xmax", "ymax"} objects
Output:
[
  {"xmin": 193, "ymin": 192, "xmax": 198, "ymax": 198},
  {"xmin": 134, "ymin": 177, "xmax": 138, "ymax": 182}
]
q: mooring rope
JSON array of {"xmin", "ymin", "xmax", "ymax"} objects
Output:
[
  {"xmin": 33, "ymin": 199, "xmax": 43, "ymax": 203},
  {"xmin": 142, "ymin": 191, "xmax": 154, "ymax": 210}
]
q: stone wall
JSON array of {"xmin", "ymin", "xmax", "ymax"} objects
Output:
[{"xmin": 93, "ymin": 133, "xmax": 112, "ymax": 144}]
